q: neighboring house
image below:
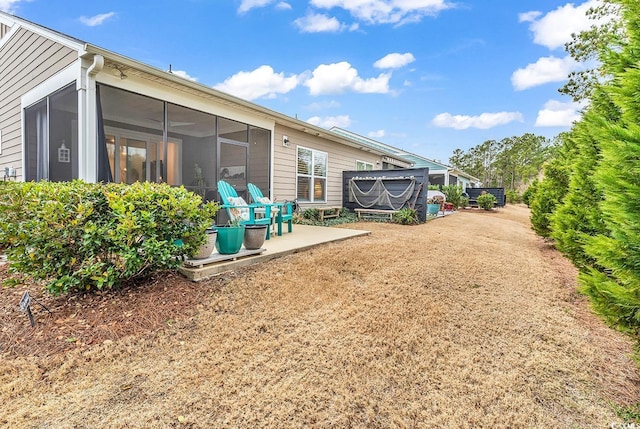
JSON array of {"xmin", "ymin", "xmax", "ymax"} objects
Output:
[
  {"xmin": 0, "ymin": 12, "xmax": 470, "ymax": 212},
  {"xmin": 330, "ymin": 128, "xmax": 480, "ymax": 190}
]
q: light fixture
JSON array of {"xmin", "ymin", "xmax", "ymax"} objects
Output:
[
  {"xmin": 111, "ymin": 65, "xmax": 127, "ymax": 79},
  {"xmin": 282, "ymin": 135, "xmax": 290, "ymax": 147}
]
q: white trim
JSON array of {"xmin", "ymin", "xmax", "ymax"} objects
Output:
[
  {"xmin": 21, "ymin": 64, "xmax": 80, "ymax": 182},
  {"xmin": 21, "ymin": 63, "xmax": 79, "ymax": 109},
  {"xmin": 0, "ymin": 12, "xmax": 84, "ymax": 51},
  {"xmin": 0, "ymin": 19, "xmax": 19, "ymax": 50}
]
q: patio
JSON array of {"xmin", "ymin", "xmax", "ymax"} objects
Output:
[{"xmin": 178, "ymin": 225, "xmax": 370, "ymax": 281}]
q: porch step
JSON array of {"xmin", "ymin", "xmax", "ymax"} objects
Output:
[{"xmin": 183, "ymin": 248, "xmax": 266, "ymax": 268}]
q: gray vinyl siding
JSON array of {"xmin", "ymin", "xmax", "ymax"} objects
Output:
[
  {"xmin": 0, "ymin": 23, "xmax": 9, "ymax": 38},
  {"xmin": 0, "ymin": 27, "xmax": 77, "ymax": 180},
  {"xmin": 273, "ymin": 125, "xmax": 380, "ymax": 207}
]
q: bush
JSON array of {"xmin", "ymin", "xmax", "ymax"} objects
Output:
[
  {"xmin": 302, "ymin": 208, "xmax": 320, "ymax": 221},
  {"xmin": 0, "ymin": 181, "xmax": 218, "ymax": 295},
  {"xmin": 522, "ymin": 180, "xmax": 538, "ymax": 206},
  {"xmin": 441, "ymin": 185, "xmax": 464, "ymax": 208},
  {"xmin": 477, "ymin": 193, "xmax": 497, "ymax": 210},
  {"xmin": 293, "ymin": 207, "xmax": 357, "ymax": 226},
  {"xmin": 392, "ymin": 207, "xmax": 419, "ymax": 225},
  {"xmin": 506, "ymin": 190, "xmax": 521, "ymax": 204}
]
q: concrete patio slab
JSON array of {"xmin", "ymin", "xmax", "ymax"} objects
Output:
[{"xmin": 178, "ymin": 225, "xmax": 370, "ymax": 281}]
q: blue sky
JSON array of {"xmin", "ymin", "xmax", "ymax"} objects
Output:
[{"xmin": 2, "ymin": 0, "xmax": 599, "ymax": 163}]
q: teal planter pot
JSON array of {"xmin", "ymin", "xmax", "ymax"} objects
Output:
[
  {"xmin": 427, "ymin": 203, "xmax": 440, "ymax": 215},
  {"xmin": 215, "ymin": 225, "xmax": 245, "ymax": 254}
]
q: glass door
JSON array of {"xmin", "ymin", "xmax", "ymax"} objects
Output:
[{"xmin": 106, "ymin": 128, "xmax": 183, "ymax": 185}]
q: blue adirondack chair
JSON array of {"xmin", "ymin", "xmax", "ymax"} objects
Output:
[
  {"xmin": 217, "ymin": 180, "xmax": 273, "ymax": 240},
  {"xmin": 247, "ymin": 183, "xmax": 293, "ymax": 236}
]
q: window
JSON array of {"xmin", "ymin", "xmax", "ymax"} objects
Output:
[
  {"xmin": 297, "ymin": 146, "xmax": 327, "ymax": 202},
  {"xmin": 24, "ymin": 83, "xmax": 78, "ymax": 181},
  {"xmin": 356, "ymin": 160, "xmax": 374, "ymax": 171}
]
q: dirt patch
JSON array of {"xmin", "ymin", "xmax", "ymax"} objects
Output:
[{"xmin": 1, "ymin": 205, "xmax": 638, "ymax": 428}]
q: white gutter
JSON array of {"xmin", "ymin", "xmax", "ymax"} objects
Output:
[{"xmin": 80, "ymin": 54, "xmax": 104, "ymax": 182}]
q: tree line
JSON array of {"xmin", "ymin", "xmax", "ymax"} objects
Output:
[{"xmin": 448, "ymin": 134, "xmax": 553, "ymax": 193}]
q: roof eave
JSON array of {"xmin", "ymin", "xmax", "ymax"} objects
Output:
[{"xmin": 81, "ymin": 44, "xmax": 392, "ymax": 157}]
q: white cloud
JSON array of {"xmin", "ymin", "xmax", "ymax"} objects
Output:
[
  {"xmin": 518, "ymin": 11, "xmax": 541, "ymax": 22},
  {"xmin": 521, "ymin": 0, "xmax": 605, "ymax": 50},
  {"xmin": 276, "ymin": 2, "xmax": 292, "ymax": 10},
  {"xmin": 511, "ymin": 55, "xmax": 579, "ymax": 91},
  {"xmin": 0, "ymin": 0, "xmax": 23, "ymax": 13},
  {"xmin": 79, "ymin": 12, "xmax": 116, "ymax": 27},
  {"xmin": 310, "ymin": 0, "xmax": 452, "ymax": 25},
  {"xmin": 294, "ymin": 13, "xmax": 343, "ymax": 33},
  {"xmin": 306, "ymin": 115, "xmax": 352, "ymax": 128},
  {"xmin": 304, "ymin": 61, "xmax": 391, "ymax": 95},
  {"xmin": 535, "ymin": 99, "xmax": 585, "ymax": 127},
  {"xmin": 170, "ymin": 70, "xmax": 198, "ymax": 82},
  {"xmin": 368, "ymin": 129, "xmax": 385, "ymax": 138},
  {"xmin": 374, "ymin": 52, "xmax": 415, "ymax": 69},
  {"xmin": 432, "ymin": 112, "xmax": 524, "ymax": 130},
  {"xmin": 214, "ymin": 65, "xmax": 300, "ymax": 100},
  {"xmin": 238, "ymin": 0, "xmax": 274, "ymax": 14}
]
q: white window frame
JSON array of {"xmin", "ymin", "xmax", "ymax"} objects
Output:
[
  {"xmin": 296, "ymin": 146, "xmax": 328, "ymax": 203},
  {"xmin": 356, "ymin": 160, "xmax": 374, "ymax": 171}
]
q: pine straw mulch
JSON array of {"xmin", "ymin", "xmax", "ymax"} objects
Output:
[{"xmin": 1, "ymin": 205, "xmax": 639, "ymax": 428}]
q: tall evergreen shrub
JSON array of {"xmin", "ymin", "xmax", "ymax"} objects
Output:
[
  {"xmin": 549, "ymin": 114, "xmax": 608, "ymax": 268},
  {"xmin": 529, "ymin": 134, "xmax": 574, "ymax": 238},
  {"xmin": 578, "ymin": 0, "xmax": 640, "ymax": 334}
]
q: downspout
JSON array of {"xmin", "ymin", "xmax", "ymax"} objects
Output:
[{"xmin": 82, "ymin": 54, "xmax": 104, "ymax": 182}]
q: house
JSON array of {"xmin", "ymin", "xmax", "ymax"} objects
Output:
[
  {"xmin": 0, "ymin": 11, "xmax": 468, "ymax": 212},
  {"xmin": 330, "ymin": 127, "xmax": 480, "ymax": 190}
]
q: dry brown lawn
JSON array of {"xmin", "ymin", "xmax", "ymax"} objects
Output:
[{"xmin": 1, "ymin": 204, "xmax": 639, "ymax": 428}]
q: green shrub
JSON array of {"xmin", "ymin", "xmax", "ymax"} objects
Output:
[
  {"xmin": 522, "ymin": 180, "xmax": 538, "ymax": 206},
  {"xmin": 302, "ymin": 208, "xmax": 320, "ymax": 221},
  {"xmin": 506, "ymin": 190, "xmax": 521, "ymax": 204},
  {"xmin": 441, "ymin": 185, "xmax": 464, "ymax": 208},
  {"xmin": 293, "ymin": 208, "xmax": 357, "ymax": 226},
  {"xmin": 0, "ymin": 181, "xmax": 218, "ymax": 295},
  {"xmin": 392, "ymin": 207, "xmax": 419, "ymax": 225},
  {"xmin": 477, "ymin": 193, "xmax": 497, "ymax": 210}
]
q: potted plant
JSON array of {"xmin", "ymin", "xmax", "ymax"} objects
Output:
[
  {"xmin": 215, "ymin": 217, "xmax": 246, "ymax": 254},
  {"xmin": 427, "ymin": 197, "xmax": 441, "ymax": 215},
  {"xmin": 243, "ymin": 224, "xmax": 268, "ymax": 250},
  {"xmin": 192, "ymin": 228, "xmax": 217, "ymax": 259},
  {"xmin": 180, "ymin": 199, "xmax": 220, "ymax": 259}
]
